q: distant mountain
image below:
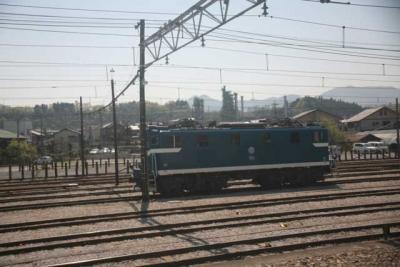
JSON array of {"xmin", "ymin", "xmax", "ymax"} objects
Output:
[
  {"xmin": 188, "ymin": 94, "xmax": 301, "ymax": 111},
  {"xmin": 290, "ymin": 96, "xmax": 363, "ymax": 119},
  {"xmin": 321, "ymin": 86, "xmax": 400, "ymax": 107}
]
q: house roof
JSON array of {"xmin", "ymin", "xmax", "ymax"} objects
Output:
[
  {"xmin": 0, "ymin": 129, "xmax": 26, "ymax": 139},
  {"xmin": 362, "ymin": 129, "xmax": 399, "ymax": 144},
  {"xmin": 56, "ymin": 128, "xmax": 80, "ymax": 135},
  {"xmin": 0, "ymin": 129, "xmax": 17, "ymax": 139},
  {"xmin": 292, "ymin": 109, "xmax": 341, "ymax": 120},
  {"xmin": 292, "ymin": 109, "xmax": 317, "ymax": 119},
  {"xmin": 342, "ymin": 106, "xmax": 393, "ymax": 123},
  {"xmin": 344, "ymin": 132, "xmax": 382, "ymax": 143},
  {"xmin": 128, "ymin": 125, "xmax": 140, "ymax": 131}
]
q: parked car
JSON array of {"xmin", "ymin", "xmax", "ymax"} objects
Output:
[
  {"xmin": 89, "ymin": 148, "xmax": 99, "ymax": 154},
  {"xmin": 352, "ymin": 143, "xmax": 369, "ymax": 153},
  {"xmin": 366, "ymin": 141, "xmax": 389, "ymax": 153},
  {"xmin": 35, "ymin": 156, "xmax": 53, "ymax": 165},
  {"xmin": 100, "ymin": 147, "xmax": 111, "ymax": 153}
]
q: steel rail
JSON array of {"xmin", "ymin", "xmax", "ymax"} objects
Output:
[
  {"xmin": 2, "ymin": 171, "xmax": 399, "ymax": 204},
  {"xmin": 1, "ymin": 202, "xmax": 399, "ymax": 256},
  {"xmin": 46, "ymin": 222, "xmax": 400, "ymax": 267},
  {"xmin": 0, "ymin": 175, "xmax": 130, "ymax": 187},
  {"xmin": 139, "ymin": 232, "xmax": 400, "ymax": 267},
  {"xmin": 1, "ymin": 187, "xmax": 399, "ymax": 232},
  {"xmin": 0, "ymin": 183, "xmax": 133, "ymax": 197},
  {"xmin": 0, "ymin": 174, "xmax": 399, "ymax": 211}
]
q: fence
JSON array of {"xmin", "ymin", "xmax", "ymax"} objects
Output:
[{"xmin": 3, "ymin": 155, "xmax": 141, "ymax": 181}]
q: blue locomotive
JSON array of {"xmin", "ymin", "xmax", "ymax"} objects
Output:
[{"xmin": 133, "ymin": 122, "xmax": 330, "ymax": 196}]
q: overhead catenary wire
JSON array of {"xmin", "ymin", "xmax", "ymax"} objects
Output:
[
  {"xmin": 206, "ymin": 33, "xmax": 400, "ymax": 61},
  {"xmin": 1, "ymin": 42, "xmax": 400, "ymax": 68},
  {"xmin": 302, "ymin": 0, "xmax": 400, "ymax": 9},
  {"xmin": 0, "ymin": 4, "xmax": 398, "ymax": 35}
]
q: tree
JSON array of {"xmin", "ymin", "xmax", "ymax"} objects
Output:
[
  {"xmin": 193, "ymin": 97, "xmax": 204, "ymax": 122},
  {"xmin": 320, "ymin": 118, "xmax": 348, "ymax": 148},
  {"xmin": 220, "ymin": 86, "xmax": 236, "ymax": 121},
  {"xmin": 3, "ymin": 140, "xmax": 37, "ymax": 164}
]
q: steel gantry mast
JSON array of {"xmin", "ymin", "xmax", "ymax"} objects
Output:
[{"xmin": 138, "ymin": 0, "xmax": 266, "ymax": 200}]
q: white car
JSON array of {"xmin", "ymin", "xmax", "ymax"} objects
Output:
[
  {"xmin": 35, "ymin": 156, "xmax": 53, "ymax": 165},
  {"xmin": 100, "ymin": 147, "xmax": 111, "ymax": 153},
  {"xmin": 352, "ymin": 143, "xmax": 369, "ymax": 153},
  {"xmin": 89, "ymin": 148, "xmax": 99, "ymax": 154},
  {"xmin": 366, "ymin": 141, "xmax": 389, "ymax": 153}
]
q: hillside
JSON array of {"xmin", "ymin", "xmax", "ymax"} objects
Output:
[
  {"xmin": 321, "ymin": 86, "xmax": 400, "ymax": 107},
  {"xmin": 290, "ymin": 96, "xmax": 363, "ymax": 118}
]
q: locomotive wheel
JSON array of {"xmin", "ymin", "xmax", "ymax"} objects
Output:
[
  {"xmin": 157, "ymin": 176, "xmax": 184, "ymax": 197},
  {"xmin": 206, "ymin": 177, "xmax": 227, "ymax": 193},
  {"xmin": 288, "ymin": 169, "xmax": 312, "ymax": 187},
  {"xmin": 256, "ymin": 171, "xmax": 282, "ymax": 190},
  {"xmin": 186, "ymin": 175, "xmax": 227, "ymax": 194}
]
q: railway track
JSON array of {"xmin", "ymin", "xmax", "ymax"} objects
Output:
[
  {"xmin": 0, "ymin": 170, "xmax": 398, "ymax": 209},
  {"xmin": 43, "ymin": 221, "xmax": 399, "ymax": 267},
  {"xmin": 0, "ymin": 200, "xmax": 398, "ymax": 257},
  {"xmin": 0, "ymin": 159, "xmax": 398, "ymax": 266},
  {"xmin": 1, "ymin": 186, "xmax": 399, "ymax": 232},
  {"xmin": 1, "ymin": 164, "xmax": 399, "ymax": 199}
]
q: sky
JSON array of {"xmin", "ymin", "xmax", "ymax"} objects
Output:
[{"xmin": 0, "ymin": 0, "xmax": 399, "ymax": 107}]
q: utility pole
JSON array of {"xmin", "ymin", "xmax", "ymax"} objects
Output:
[
  {"xmin": 396, "ymin": 98, "xmax": 399, "ymax": 159},
  {"xmin": 139, "ymin": 19, "xmax": 149, "ymax": 201},
  {"xmin": 240, "ymin": 96, "xmax": 244, "ymax": 120},
  {"xmin": 79, "ymin": 96, "xmax": 85, "ymax": 177},
  {"xmin": 40, "ymin": 104, "xmax": 44, "ymax": 154},
  {"xmin": 234, "ymin": 92, "xmax": 238, "ymax": 120},
  {"xmin": 110, "ymin": 71, "xmax": 119, "ymax": 185},
  {"xmin": 284, "ymin": 95, "xmax": 289, "ymax": 118}
]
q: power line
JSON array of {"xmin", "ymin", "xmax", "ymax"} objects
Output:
[
  {"xmin": 0, "ymin": 11, "xmax": 163, "ymax": 22},
  {"xmin": 212, "ymin": 27, "xmax": 400, "ymax": 52},
  {"xmin": 152, "ymin": 64, "xmax": 400, "ymax": 82},
  {"xmin": 0, "ymin": 3, "xmax": 400, "ymax": 34},
  {"xmin": 266, "ymin": 15, "xmax": 400, "ymax": 35},
  {"xmin": 0, "ymin": 26, "xmax": 138, "ymax": 37},
  {"xmin": 0, "ymin": 3, "xmax": 179, "ymax": 15},
  {"xmin": 0, "ymin": 18, "xmax": 164, "ymax": 26},
  {"xmin": 1, "ymin": 42, "xmax": 399, "ymax": 68},
  {"xmin": 205, "ymin": 46, "xmax": 400, "ymax": 67},
  {"xmin": 1, "ymin": 59, "xmax": 400, "ymax": 78},
  {"xmin": 0, "ymin": 21, "xmax": 156, "ymax": 29},
  {"xmin": 302, "ymin": 0, "xmax": 400, "ymax": 9},
  {"xmin": 0, "ymin": 85, "xmax": 104, "ymax": 90},
  {"xmin": 0, "ymin": 43, "xmax": 131, "ymax": 49},
  {"xmin": 208, "ymin": 31, "xmax": 400, "ymax": 55},
  {"xmin": 206, "ymin": 33, "xmax": 400, "ymax": 61}
]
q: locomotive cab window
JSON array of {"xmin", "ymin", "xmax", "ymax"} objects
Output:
[
  {"xmin": 313, "ymin": 131, "xmax": 321, "ymax": 142},
  {"xmin": 166, "ymin": 135, "xmax": 182, "ymax": 148},
  {"xmin": 150, "ymin": 136, "xmax": 158, "ymax": 145},
  {"xmin": 290, "ymin": 132, "xmax": 300, "ymax": 144},
  {"xmin": 231, "ymin": 133, "xmax": 240, "ymax": 145},
  {"xmin": 197, "ymin": 135, "xmax": 208, "ymax": 147}
]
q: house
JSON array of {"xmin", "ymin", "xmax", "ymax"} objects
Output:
[
  {"xmin": 0, "ymin": 129, "xmax": 26, "ymax": 149},
  {"xmin": 100, "ymin": 122, "xmax": 131, "ymax": 146},
  {"xmin": 362, "ymin": 129, "xmax": 399, "ymax": 152},
  {"xmin": 342, "ymin": 106, "xmax": 397, "ymax": 132},
  {"xmin": 292, "ymin": 109, "xmax": 342, "ymax": 125},
  {"xmin": 2, "ymin": 119, "xmax": 33, "ymax": 137},
  {"xmin": 46, "ymin": 128, "xmax": 81, "ymax": 157},
  {"xmin": 344, "ymin": 132, "xmax": 382, "ymax": 144}
]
